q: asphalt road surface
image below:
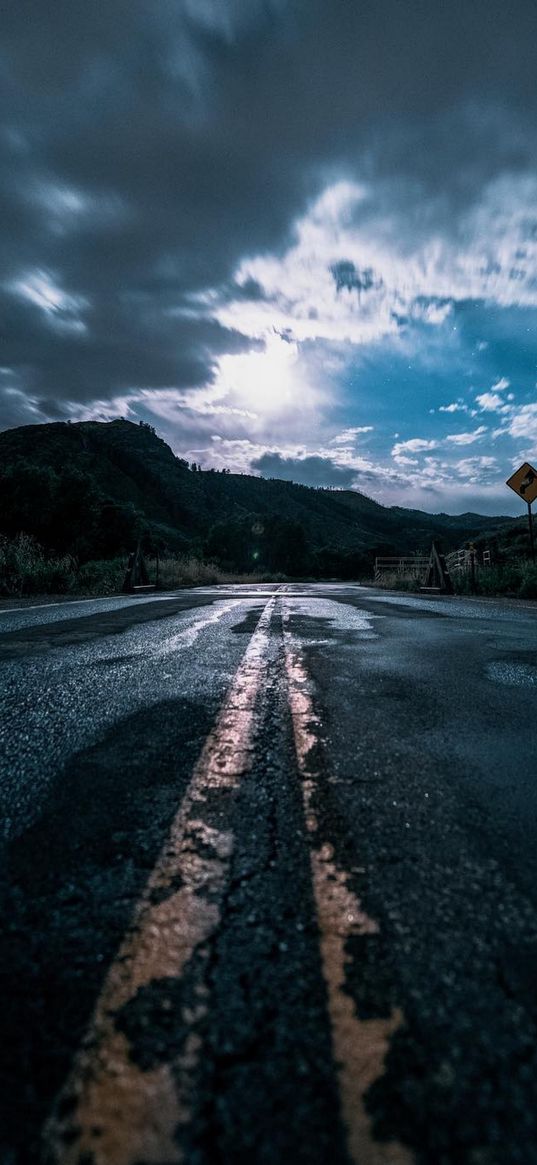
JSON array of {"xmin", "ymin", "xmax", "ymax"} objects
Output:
[{"xmin": 1, "ymin": 582, "xmax": 537, "ymax": 1165}]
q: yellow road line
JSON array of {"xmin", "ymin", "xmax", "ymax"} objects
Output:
[
  {"xmin": 45, "ymin": 598, "xmax": 275, "ymax": 1165},
  {"xmin": 282, "ymin": 604, "xmax": 413, "ymax": 1165}
]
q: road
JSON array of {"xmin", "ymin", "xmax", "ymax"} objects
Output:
[{"xmin": 1, "ymin": 582, "xmax": 537, "ymax": 1165}]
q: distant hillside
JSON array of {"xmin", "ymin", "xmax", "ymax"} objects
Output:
[{"xmin": 0, "ymin": 419, "xmax": 516, "ymax": 575}]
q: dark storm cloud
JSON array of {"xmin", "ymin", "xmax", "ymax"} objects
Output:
[
  {"xmin": 0, "ymin": 282, "xmax": 255, "ymax": 403},
  {"xmin": 1, "ymin": 0, "xmax": 537, "ymax": 424},
  {"xmin": 331, "ymin": 262, "xmax": 382, "ymax": 295},
  {"xmin": 0, "ymin": 385, "xmax": 45, "ymax": 430},
  {"xmin": 252, "ymin": 452, "xmax": 357, "ymax": 488}
]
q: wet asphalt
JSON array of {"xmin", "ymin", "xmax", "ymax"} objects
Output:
[{"xmin": 1, "ymin": 582, "xmax": 537, "ymax": 1165}]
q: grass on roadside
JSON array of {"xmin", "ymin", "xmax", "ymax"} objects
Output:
[
  {"xmin": 0, "ymin": 534, "xmax": 277, "ymax": 597},
  {"xmin": 373, "ymin": 558, "xmax": 537, "ymax": 600},
  {"xmin": 153, "ymin": 554, "xmax": 271, "ymax": 588},
  {"xmin": 452, "ymin": 559, "xmax": 537, "ymax": 600},
  {"xmin": 0, "ymin": 533, "xmax": 80, "ymax": 596}
]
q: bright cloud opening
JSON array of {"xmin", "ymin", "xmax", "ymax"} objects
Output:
[{"xmin": 214, "ymin": 332, "xmax": 321, "ymax": 417}]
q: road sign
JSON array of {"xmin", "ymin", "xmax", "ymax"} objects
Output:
[
  {"xmin": 506, "ymin": 461, "xmax": 537, "ymax": 561},
  {"xmin": 506, "ymin": 462, "xmax": 537, "ymax": 504}
]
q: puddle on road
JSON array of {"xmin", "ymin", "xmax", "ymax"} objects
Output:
[
  {"xmin": 84, "ymin": 599, "xmax": 246, "ymax": 668},
  {"xmin": 486, "ymin": 661, "xmax": 537, "ymax": 688},
  {"xmin": 285, "ymin": 598, "xmax": 380, "ymax": 645},
  {"xmin": 155, "ymin": 599, "xmax": 245, "ymax": 655}
]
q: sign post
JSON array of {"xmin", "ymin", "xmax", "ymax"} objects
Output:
[
  {"xmin": 506, "ymin": 462, "xmax": 537, "ymax": 561},
  {"xmin": 528, "ymin": 501, "xmax": 535, "ymax": 562}
]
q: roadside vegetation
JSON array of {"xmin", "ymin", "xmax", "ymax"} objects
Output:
[
  {"xmin": 0, "ymin": 420, "xmax": 529, "ymax": 599},
  {"xmin": 3, "ymin": 528, "xmax": 536, "ymax": 601},
  {"xmin": 0, "ymin": 419, "xmax": 513, "ymax": 570},
  {"xmin": 376, "ymin": 562, "xmax": 537, "ymax": 600},
  {"xmin": 374, "ymin": 513, "xmax": 537, "ymax": 599},
  {"xmin": 0, "ymin": 533, "xmax": 82, "ymax": 596},
  {"xmin": 452, "ymin": 560, "xmax": 537, "ymax": 600},
  {"xmin": 154, "ymin": 554, "xmax": 276, "ymax": 589},
  {"xmin": 0, "ymin": 534, "xmax": 275, "ymax": 598},
  {"xmin": 450, "ymin": 521, "xmax": 537, "ymax": 599}
]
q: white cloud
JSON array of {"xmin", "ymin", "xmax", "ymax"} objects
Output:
[
  {"xmin": 505, "ymin": 403, "xmax": 537, "ymax": 441},
  {"xmin": 72, "ymin": 395, "xmax": 135, "ymax": 422},
  {"xmin": 445, "ymin": 426, "xmax": 488, "ymax": 445},
  {"xmin": 9, "ymin": 269, "xmax": 88, "ymax": 332},
  {"xmin": 439, "ymin": 401, "xmax": 468, "ymax": 413},
  {"xmin": 329, "ymin": 426, "xmax": 374, "ymax": 444},
  {"xmin": 185, "ymin": 172, "xmax": 537, "ymax": 511},
  {"xmin": 453, "ymin": 456, "xmax": 498, "ymax": 480},
  {"xmin": 137, "ymin": 387, "xmax": 258, "ymax": 422},
  {"xmin": 475, "ymin": 391, "xmax": 511, "ymax": 412},
  {"xmin": 411, "ymin": 299, "xmax": 453, "ymax": 325},
  {"xmin": 392, "ymin": 437, "xmax": 438, "ymax": 460},
  {"xmin": 215, "ymin": 172, "xmax": 537, "ymax": 353}
]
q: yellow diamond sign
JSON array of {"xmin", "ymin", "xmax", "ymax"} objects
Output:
[{"xmin": 506, "ymin": 462, "xmax": 537, "ymax": 505}]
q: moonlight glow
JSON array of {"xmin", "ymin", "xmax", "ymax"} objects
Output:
[{"xmin": 215, "ymin": 334, "xmax": 315, "ymax": 417}]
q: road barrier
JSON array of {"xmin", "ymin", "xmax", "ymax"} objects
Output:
[
  {"xmin": 123, "ymin": 539, "xmax": 157, "ymax": 594},
  {"xmin": 375, "ymin": 543, "xmax": 492, "ymax": 592},
  {"xmin": 446, "ymin": 545, "xmax": 491, "ymax": 576},
  {"xmin": 373, "ymin": 556, "xmax": 429, "ymax": 584}
]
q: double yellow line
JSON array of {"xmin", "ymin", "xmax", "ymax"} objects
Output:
[{"xmin": 282, "ymin": 606, "xmax": 411, "ymax": 1165}]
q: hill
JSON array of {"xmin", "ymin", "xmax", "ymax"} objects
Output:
[{"xmin": 0, "ymin": 419, "xmax": 517, "ymax": 576}]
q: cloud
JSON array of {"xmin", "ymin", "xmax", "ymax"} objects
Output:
[
  {"xmin": 2, "ymin": 0, "xmax": 537, "ymax": 418},
  {"xmin": 1, "ymin": 0, "xmax": 537, "ymax": 516},
  {"xmin": 251, "ymin": 451, "xmax": 358, "ymax": 488},
  {"xmin": 330, "ymin": 261, "xmax": 382, "ymax": 295},
  {"xmin": 453, "ymin": 456, "xmax": 498, "ymax": 480},
  {"xmin": 216, "ymin": 165, "xmax": 537, "ymax": 361},
  {"xmin": 475, "ymin": 392, "xmax": 511, "ymax": 412},
  {"xmin": 0, "ymin": 382, "xmax": 46, "ymax": 429},
  {"xmin": 0, "ymin": 276, "xmax": 257, "ymax": 406},
  {"xmin": 505, "ymin": 403, "xmax": 537, "ymax": 441},
  {"xmin": 445, "ymin": 426, "xmax": 488, "ymax": 445},
  {"xmin": 329, "ymin": 426, "xmax": 374, "ymax": 445},
  {"xmin": 392, "ymin": 438, "xmax": 438, "ymax": 460}
]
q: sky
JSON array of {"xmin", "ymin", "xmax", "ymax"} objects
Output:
[{"xmin": 1, "ymin": 0, "xmax": 537, "ymax": 515}]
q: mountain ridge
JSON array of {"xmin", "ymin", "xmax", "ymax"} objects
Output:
[{"xmin": 0, "ymin": 419, "xmax": 517, "ymax": 573}]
